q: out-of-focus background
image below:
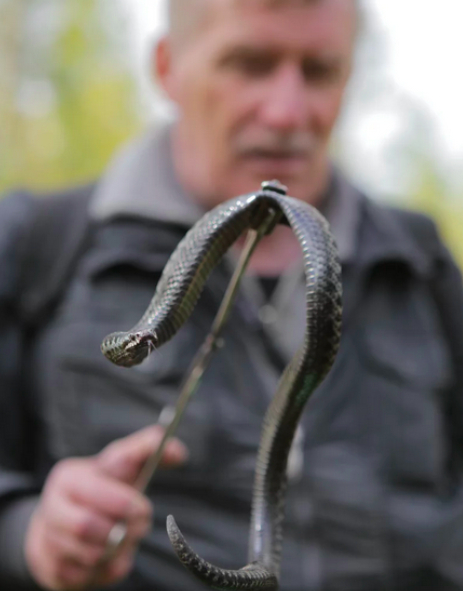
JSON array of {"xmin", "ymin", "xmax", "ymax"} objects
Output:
[{"xmin": 1, "ymin": 0, "xmax": 462, "ymax": 264}]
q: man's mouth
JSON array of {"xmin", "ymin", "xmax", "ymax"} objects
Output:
[{"xmin": 240, "ymin": 148, "xmax": 309, "ymax": 173}]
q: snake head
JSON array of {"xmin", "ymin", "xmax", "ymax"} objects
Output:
[{"xmin": 101, "ymin": 329, "xmax": 158, "ymax": 368}]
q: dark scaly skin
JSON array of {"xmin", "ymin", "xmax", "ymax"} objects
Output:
[{"xmin": 101, "ymin": 183, "xmax": 342, "ymax": 590}]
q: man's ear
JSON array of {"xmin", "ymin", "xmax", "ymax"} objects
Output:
[{"xmin": 153, "ymin": 36, "xmax": 177, "ymax": 101}]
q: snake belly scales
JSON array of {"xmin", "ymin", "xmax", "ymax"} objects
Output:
[{"xmin": 101, "ymin": 184, "xmax": 342, "ymax": 590}]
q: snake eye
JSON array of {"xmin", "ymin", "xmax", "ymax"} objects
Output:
[
  {"xmin": 126, "ymin": 333, "xmax": 141, "ymax": 349},
  {"xmin": 127, "ymin": 330, "xmax": 157, "ymax": 350}
]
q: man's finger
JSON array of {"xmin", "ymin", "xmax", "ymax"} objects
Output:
[
  {"xmin": 45, "ymin": 528, "xmax": 107, "ymax": 569},
  {"xmin": 62, "ymin": 462, "xmax": 152, "ymax": 524},
  {"xmin": 43, "ymin": 492, "xmax": 114, "ymax": 545},
  {"xmin": 97, "ymin": 424, "xmax": 188, "ymax": 484}
]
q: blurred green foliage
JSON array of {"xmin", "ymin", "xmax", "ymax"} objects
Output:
[{"xmin": 0, "ymin": 0, "xmax": 142, "ymax": 192}]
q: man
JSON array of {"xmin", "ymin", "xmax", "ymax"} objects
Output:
[{"xmin": 1, "ymin": 0, "xmax": 463, "ymax": 590}]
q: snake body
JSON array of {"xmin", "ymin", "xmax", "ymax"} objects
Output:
[{"xmin": 101, "ymin": 182, "xmax": 342, "ymax": 590}]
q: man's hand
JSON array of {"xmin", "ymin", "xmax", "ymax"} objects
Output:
[{"xmin": 24, "ymin": 425, "xmax": 188, "ymax": 590}]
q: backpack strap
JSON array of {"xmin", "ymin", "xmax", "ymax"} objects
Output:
[{"xmin": 16, "ymin": 183, "xmax": 95, "ymax": 328}]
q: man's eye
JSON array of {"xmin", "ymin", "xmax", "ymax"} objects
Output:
[
  {"xmin": 302, "ymin": 60, "xmax": 339, "ymax": 84},
  {"xmin": 227, "ymin": 54, "xmax": 276, "ymax": 77}
]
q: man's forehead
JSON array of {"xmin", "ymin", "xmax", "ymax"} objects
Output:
[
  {"xmin": 168, "ymin": 0, "xmax": 358, "ymax": 51},
  {"xmin": 233, "ymin": 0, "xmax": 320, "ymax": 5},
  {"xmin": 170, "ymin": 0, "xmax": 329, "ymax": 16},
  {"xmin": 169, "ymin": 0, "xmax": 356, "ymax": 13},
  {"xmin": 169, "ymin": 0, "xmax": 357, "ymax": 30}
]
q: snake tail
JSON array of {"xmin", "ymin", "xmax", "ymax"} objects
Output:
[{"xmin": 167, "ymin": 516, "xmax": 278, "ymax": 590}]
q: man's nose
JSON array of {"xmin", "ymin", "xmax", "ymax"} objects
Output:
[{"xmin": 259, "ymin": 64, "xmax": 309, "ymax": 131}]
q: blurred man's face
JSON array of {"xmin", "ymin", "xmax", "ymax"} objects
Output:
[{"xmin": 157, "ymin": 0, "xmax": 356, "ymax": 206}]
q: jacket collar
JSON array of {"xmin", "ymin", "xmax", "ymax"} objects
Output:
[{"xmin": 90, "ymin": 122, "xmax": 205, "ymax": 228}]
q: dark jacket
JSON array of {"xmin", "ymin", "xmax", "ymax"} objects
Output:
[{"xmin": 1, "ymin": 185, "xmax": 463, "ymax": 591}]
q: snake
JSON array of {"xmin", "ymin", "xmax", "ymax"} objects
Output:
[{"xmin": 101, "ymin": 181, "xmax": 342, "ymax": 590}]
